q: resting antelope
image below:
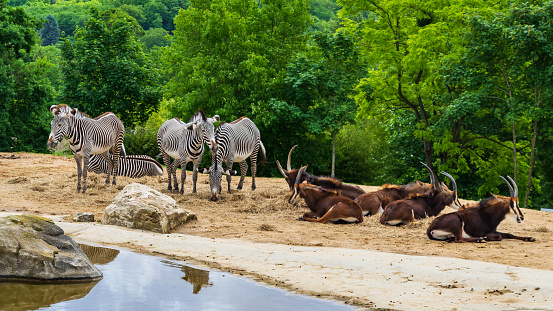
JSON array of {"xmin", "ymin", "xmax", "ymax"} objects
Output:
[
  {"xmin": 289, "ymin": 166, "xmax": 363, "ymax": 224},
  {"xmin": 354, "ymin": 162, "xmax": 439, "ymax": 216},
  {"xmin": 276, "ymin": 145, "xmax": 365, "ymax": 200},
  {"xmin": 427, "ymin": 176, "xmax": 535, "ymax": 242},
  {"xmin": 380, "ymin": 170, "xmax": 459, "ymax": 226}
]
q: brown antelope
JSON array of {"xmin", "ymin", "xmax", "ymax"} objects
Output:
[
  {"xmin": 288, "ymin": 166, "xmax": 363, "ymax": 224},
  {"xmin": 354, "ymin": 162, "xmax": 438, "ymax": 216},
  {"xmin": 276, "ymin": 145, "xmax": 365, "ymax": 200},
  {"xmin": 427, "ymin": 176, "xmax": 535, "ymax": 242},
  {"xmin": 380, "ymin": 171, "xmax": 459, "ymax": 226}
]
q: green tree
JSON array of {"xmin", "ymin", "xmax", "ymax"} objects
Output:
[
  {"xmin": 60, "ymin": 7, "xmax": 162, "ymax": 126},
  {"xmin": 0, "ymin": 0, "xmax": 53, "ymax": 152},
  {"xmin": 166, "ymin": 0, "xmax": 312, "ymax": 120},
  {"xmin": 443, "ymin": 2, "xmax": 553, "ymax": 207},
  {"xmin": 139, "ymin": 27, "xmax": 170, "ymax": 51},
  {"xmin": 39, "ymin": 14, "xmax": 60, "ymax": 46},
  {"xmin": 339, "ymin": 0, "xmax": 505, "ymax": 175}
]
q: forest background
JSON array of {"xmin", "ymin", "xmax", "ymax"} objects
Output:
[{"xmin": 1, "ymin": 0, "xmax": 553, "ymax": 209}]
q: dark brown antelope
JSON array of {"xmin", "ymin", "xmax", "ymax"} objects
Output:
[
  {"xmin": 380, "ymin": 171, "xmax": 460, "ymax": 226},
  {"xmin": 288, "ymin": 166, "xmax": 363, "ymax": 224},
  {"xmin": 427, "ymin": 176, "xmax": 535, "ymax": 242},
  {"xmin": 354, "ymin": 162, "xmax": 437, "ymax": 216},
  {"xmin": 276, "ymin": 145, "xmax": 365, "ymax": 200}
]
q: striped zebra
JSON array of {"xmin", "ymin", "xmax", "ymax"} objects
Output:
[
  {"xmin": 47, "ymin": 106, "xmax": 125, "ymax": 193},
  {"xmin": 88, "ymin": 154, "xmax": 163, "ymax": 178},
  {"xmin": 157, "ymin": 109, "xmax": 219, "ymax": 194},
  {"xmin": 204, "ymin": 117, "xmax": 266, "ymax": 201}
]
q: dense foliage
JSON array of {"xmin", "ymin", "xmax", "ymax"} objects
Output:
[{"xmin": 2, "ymin": 0, "xmax": 553, "ymax": 209}]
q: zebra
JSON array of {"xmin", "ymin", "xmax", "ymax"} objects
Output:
[
  {"xmin": 157, "ymin": 109, "xmax": 219, "ymax": 194},
  {"xmin": 203, "ymin": 117, "xmax": 266, "ymax": 201},
  {"xmin": 47, "ymin": 106, "xmax": 125, "ymax": 193},
  {"xmin": 88, "ymin": 153, "xmax": 163, "ymax": 178}
]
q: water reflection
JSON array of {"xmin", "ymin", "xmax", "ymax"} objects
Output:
[
  {"xmin": 79, "ymin": 244, "xmax": 120, "ymax": 265},
  {"xmin": 0, "ymin": 279, "xmax": 98, "ymax": 311},
  {"xmin": 1, "ymin": 244, "xmax": 356, "ymax": 311}
]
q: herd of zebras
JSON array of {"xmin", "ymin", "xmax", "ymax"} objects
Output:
[{"xmin": 47, "ymin": 105, "xmax": 264, "ymax": 200}]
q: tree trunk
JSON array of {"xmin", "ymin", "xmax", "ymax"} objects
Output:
[
  {"xmin": 524, "ymin": 119, "xmax": 538, "ymax": 209},
  {"xmin": 331, "ymin": 132, "xmax": 336, "ymax": 178},
  {"xmin": 511, "ymin": 121, "xmax": 518, "ymax": 181},
  {"xmin": 423, "ymin": 138, "xmax": 435, "ymax": 181}
]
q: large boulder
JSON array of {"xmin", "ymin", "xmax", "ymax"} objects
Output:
[
  {"xmin": 0, "ymin": 214, "xmax": 103, "ymax": 282},
  {"xmin": 102, "ymin": 183, "xmax": 195, "ymax": 233}
]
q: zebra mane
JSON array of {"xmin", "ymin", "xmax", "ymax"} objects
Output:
[
  {"xmin": 230, "ymin": 116, "xmax": 247, "ymax": 124},
  {"xmin": 93, "ymin": 112, "xmax": 114, "ymax": 120},
  {"xmin": 190, "ymin": 109, "xmax": 207, "ymax": 122}
]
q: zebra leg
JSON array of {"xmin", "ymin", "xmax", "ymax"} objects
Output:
[
  {"xmin": 192, "ymin": 160, "xmax": 200, "ymax": 193},
  {"xmin": 226, "ymin": 159, "xmax": 234, "ymax": 194},
  {"xmin": 251, "ymin": 156, "xmax": 257, "ymax": 191},
  {"xmin": 111, "ymin": 149, "xmax": 121, "ymax": 186},
  {"xmin": 82, "ymin": 153, "xmax": 90, "ymax": 193},
  {"xmin": 162, "ymin": 154, "xmax": 173, "ymax": 191},
  {"xmin": 74, "ymin": 154, "xmax": 83, "ymax": 192},
  {"xmin": 100, "ymin": 152, "xmax": 112, "ymax": 184},
  {"xmin": 179, "ymin": 158, "xmax": 187, "ymax": 195},
  {"xmin": 171, "ymin": 159, "xmax": 180, "ymax": 192},
  {"xmin": 237, "ymin": 160, "xmax": 248, "ymax": 190}
]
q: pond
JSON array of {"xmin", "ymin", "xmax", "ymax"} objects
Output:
[{"xmin": 0, "ymin": 244, "xmax": 357, "ymax": 311}]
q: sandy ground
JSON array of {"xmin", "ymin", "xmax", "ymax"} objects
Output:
[{"xmin": 2, "ymin": 152, "xmax": 553, "ymax": 310}]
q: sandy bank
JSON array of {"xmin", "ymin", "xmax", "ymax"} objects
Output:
[{"xmin": 56, "ymin": 220, "xmax": 553, "ymax": 311}]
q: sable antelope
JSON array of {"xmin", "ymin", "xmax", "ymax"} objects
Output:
[
  {"xmin": 380, "ymin": 170, "xmax": 459, "ymax": 226},
  {"xmin": 289, "ymin": 166, "xmax": 363, "ymax": 224},
  {"xmin": 276, "ymin": 145, "xmax": 365, "ymax": 201},
  {"xmin": 427, "ymin": 176, "xmax": 535, "ymax": 242}
]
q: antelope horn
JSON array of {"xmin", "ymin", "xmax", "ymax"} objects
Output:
[
  {"xmin": 499, "ymin": 176, "xmax": 514, "ymax": 198},
  {"xmin": 506, "ymin": 175, "xmax": 518, "ymax": 198},
  {"xmin": 295, "ymin": 165, "xmax": 307, "ymax": 186},
  {"xmin": 420, "ymin": 161, "xmax": 437, "ymax": 188},
  {"xmin": 441, "ymin": 171, "xmax": 461, "ymax": 209},
  {"xmin": 276, "ymin": 160, "xmax": 287, "ymax": 178},
  {"xmin": 287, "ymin": 145, "xmax": 298, "ymax": 172}
]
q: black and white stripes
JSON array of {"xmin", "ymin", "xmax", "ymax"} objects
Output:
[
  {"xmin": 88, "ymin": 154, "xmax": 163, "ymax": 178},
  {"xmin": 47, "ymin": 107, "xmax": 125, "ymax": 193},
  {"xmin": 208, "ymin": 117, "xmax": 265, "ymax": 201},
  {"xmin": 157, "ymin": 109, "xmax": 219, "ymax": 194}
]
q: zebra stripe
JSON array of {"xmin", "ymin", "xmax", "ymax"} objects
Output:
[
  {"xmin": 88, "ymin": 154, "xmax": 163, "ymax": 178},
  {"xmin": 208, "ymin": 117, "xmax": 266, "ymax": 201},
  {"xmin": 47, "ymin": 109, "xmax": 125, "ymax": 193},
  {"xmin": 157, "ymin": 109, "xmax": 219, "ymax": 194}
]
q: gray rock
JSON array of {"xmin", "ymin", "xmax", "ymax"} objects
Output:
[
  {"xmin": 0, "ymin": 214, "xmax": 102, "ymax": 282},
  {"xmin": 102, "ymin": 183, "xmax": 196, "ymax": 233},
  {"xmin": 74, "ymin": 212, "xmax": 94, "ymax": 222}
]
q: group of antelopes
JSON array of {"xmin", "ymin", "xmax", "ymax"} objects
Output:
[
  {"xmin": 47, "ymin": 105, "xmax": 535, "ymax": 243},
  {"xmin": 277, "ymin": 145, "xmax": 536, "ymax": 243}
]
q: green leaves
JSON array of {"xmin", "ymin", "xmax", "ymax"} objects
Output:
[{"xmin": 60, "ymin": 7, "xmax": 162, "ymax": 126}]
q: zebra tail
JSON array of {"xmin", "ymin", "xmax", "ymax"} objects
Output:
[
  {"xmin": 121, "ymin": 143, "xmax": 127, "ymax": 160},
  {"xmin": 259, "ymin": 140, "xmax": 267, "ymax": 165}
]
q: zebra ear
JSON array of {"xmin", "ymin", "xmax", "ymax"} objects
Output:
[
  {"xmin": 187, "ymin": 122, "xmax": 198, "ymax": 131},
  {"xmin": 70, "ymin": 108, "xmax": 78, "ymax": 116},
  {"xmin": 212, "ymin": 115, "xmax": 220, "ymax": 122}
]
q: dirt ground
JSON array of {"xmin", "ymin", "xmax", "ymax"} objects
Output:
[{"xmin": 1, "ymin": 152, "xmax": 552, "ymax": 272}]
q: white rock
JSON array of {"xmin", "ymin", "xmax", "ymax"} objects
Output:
[{"xmin": 102, "ymin": 183, "xmax": 195, "ymax": 233}]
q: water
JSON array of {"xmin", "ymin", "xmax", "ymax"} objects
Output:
[
  {"xmin": 0, "ymin": 244, "xmax": 356, "ymax": 311},
  {"xmin": 541, "ymin": 208, "xmax": 553, "ymax": 213}
]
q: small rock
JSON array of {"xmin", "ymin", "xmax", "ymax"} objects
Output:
[{"xmin": 74, "ymin": 212, "xmax": 95, "ymax": 222}]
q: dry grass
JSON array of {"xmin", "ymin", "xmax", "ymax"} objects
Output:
[{"xmin": 2, "ymin": 152, "xmax": 553, "ymax": 271}]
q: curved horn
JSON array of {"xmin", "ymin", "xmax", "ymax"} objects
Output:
[
  {"xmin": 506, "ymin": 175, "xmax": 518, "ymax": 198},
  {"xmin": 420, "ymin": 161, "xmax": 436, "ymax": 188},
  {"xmin": 276, "ymin": 160, "xmax": 288, "ymax": 178},
  {"xmin": 441, "ymin": 171, "xmax": 461, "ymax": 209},
  {"xmin": 287, "ymin": 145, "xmax": 298, "ymax": 172},
  {"xmin": 295, "ymin": 165, "xmax": 307, "ymax": 186},
  {"xmin": 499, "ymin": 176, "xmax": 514, "ymax": 198}
]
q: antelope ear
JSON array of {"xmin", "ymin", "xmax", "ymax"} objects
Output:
[
  {"xmin": 416, "ymin": 180, "xmax": 423, "ymax": 186},
  {"xmin": 491, "ymin": 193, "xmax": 505, "ymax": 202}
]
